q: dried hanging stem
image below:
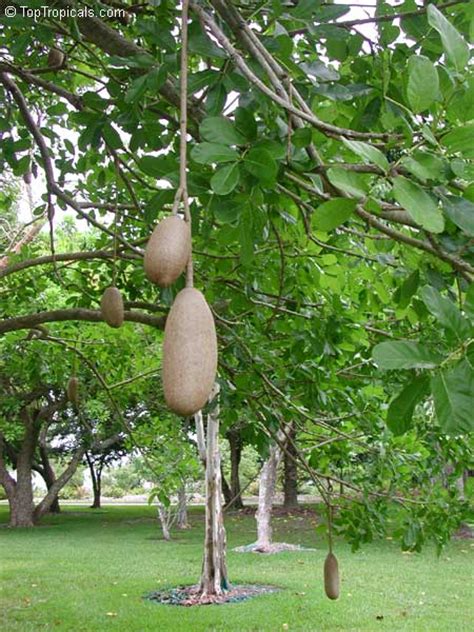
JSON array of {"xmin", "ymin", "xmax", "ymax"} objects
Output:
[
  {"xmin": 112, "ymin": 158, "xmax": 120, "ymax": 287},
  {"xmin": 327, "ymin": 481, "xmax": 334, "ymax": 554},
  {"xmin": 171, "ymin": 0, "xmax": 194, "ymax": 288}
]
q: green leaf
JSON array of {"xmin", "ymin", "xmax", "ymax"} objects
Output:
[
  {"xmin": 465, "ymin": 284, "xmax": 474, "ymax": 322},
  {"xmin": 373, "ymin": 341, "xmax": 443, "ymax": 370},
  {"xmin": 341, "ymin": 138, "xmax": 389, "ymax": 172},
  {"xmin": 210, "ymin": 163, "xmax": 240, "ymax": 195},
  {"xmin": 125, "ymin": 74, "xmax": 148, "ymax": 103},
  {"xmin": 138, "ymin": 155, "xmax": 175, "ymax": 178},
  {"xmin": 101, "ymin": 123, "xmax": 122, "ymax": 150},
  {"xmin": 292, "ymin": 127, "xmax": 313, "ymax": 148},
  {"xmin": 427, "ymin": 5, "xmax": 469, "ymax": 72},
  {"xmin": 392, "ymin": 176, "xmax": 444, "ymax": 233},
  {"xmin": 238, "ymin": 206, "xmax": 254, "ymax": 265},
  {"xmin": 199, "ymin": 117, "xmax": 246, "ymax": 145},
  {"xmin": 234, "ymin": 107, "xmax": 257, "ymax": 142},
  {"xmin": 327, "ymin": 167, "xmax": 368, "ymax": 198},
  {"xmin": 431, "ymin": 361, "xmax": 474, "ymax": 433},
  {"xmin": 146, "ymin": 66, "xmax": 167, "ymax": 92},
  {"xmin": 442, "ymin": 196, "xmax": 474, "ymax": 237},
  {"xmin": 420, "ymin": 285, "xmax": 471, "ymax": 341},
  {"xmin": 190, "ymin": 143, "xmax": 238, "ymax": 165},
  {"xmin": 312, "ymin": 198, "xmax": 357, "ymax": 231},
  {"xmin": 400, "ymin": 154, "xmax": 446, "ymax": 183},
  {"xmin": 441, "ymin": 124, "xmax": 474, "ymax": 158},
  {"xmin": 387, "ymin": 376, "xmax": 429, "ymax": 435},
  {"xmin": 243, "ymin": 148, "xmax": 278, "ymax": 186},
  {"xmin": 406, "ymin": 55, "xmax": 439, "ymax": 113},
  {"xmin": 210, "ymin": 197, "xmax": 242, "ymax": 224},
  {"xmin": 398, "ymin": 270, "xmax": 420, "ymax": 309}
]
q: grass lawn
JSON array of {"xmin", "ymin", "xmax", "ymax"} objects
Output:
[{"xmin": 0, "ymin": 504, "xmax": 473, "ymax": 631}]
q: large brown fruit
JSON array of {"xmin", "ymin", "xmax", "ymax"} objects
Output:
[
  {"xmin": 324, "ymin": 552, "xmax": 340, "ymax": 600},
  {"xmin": 67, "ymin": 376, "xmax": 79, "ymax": 407},
  {"xmin": 101, "ymin": 286, "xmax": 124, "ymax": 328},
  {"xmin": 48, "ymin": 48, "xmax": 65, "ymax": 68},
  {"xmin": 144, "ymin": 215, "xmax": 190, "ymax": 287},
  {"xmin": 163, "ymin": 288, "xmax": 217, "ymax": 416}
]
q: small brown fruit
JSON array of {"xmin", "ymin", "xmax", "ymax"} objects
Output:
[
  {"xmin": 163, "ymin": 288, "xmax": 217, "ymax": 416},
  {"xmin": 48, "ymin": 48, "xmax": 65, "ymax": 69},
  {"xmin": 101, "ymin": 286, "xmax": 124, "ymax": 329},
  {"xmin": 324, "ymin": 552, "xmax": 340, "ymax": 600},
  {"xmin": 144, "ymin": 216, "xmax": 190, "ymax": 287},
  {"xmin": 67, "ymin": 376, "xmax": 79, "ymax": 407},
  {"xmin": 23, "ymin": 172, "xmax": 32, "ymax": 185}
]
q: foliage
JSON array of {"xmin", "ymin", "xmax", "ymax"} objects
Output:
[{"xmin": 0, "ymin": 0, "xmax": 472, "ymax": 546}]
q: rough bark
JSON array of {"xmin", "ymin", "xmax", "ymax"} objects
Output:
[
  {"xmin": 39, "ymin": 446, "xmax": 60, "ymax": 513},
  {"xmin": 198, "ymin": 386, "xmax": 229, "ymax": 598},
  {"xmin": 226, "ymin": 427, "xmax": 244, "ymax": 509},
  {"xmin": 220, "ymin": 467, "xmax": 232, "ymax": 506},
  {"xmin": 86, "ymin": 452, "xmax": 103, "ymax": 509},
  {"xmin": 157, "ymin": 505, "xmax": 172, "ymax": 541},
  {"xmin": 283, "ymin": 422, "xmax": 298, "ymax": 510},
  {"xmin": 34, "ymin": 446, "xmax": 86, "ymax": 521},
  {"xmin": 255, "ymin": 442, "xmax": 283, "ymax": 551},
  {"xmin": 177, "ymin": 484, "xmax": 189, "ymax": 529},
  {"xmin": 8, "ymin": 415, "xmax": 39, "ymax": 527},
  {"xmin": 0, "ymin": 308, "xmax": 166, "ymax": 335}
]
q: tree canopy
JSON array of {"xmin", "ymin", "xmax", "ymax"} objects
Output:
[{"xmin": 0, "ymin": 0, "xmax": 473, "ymax": 547}]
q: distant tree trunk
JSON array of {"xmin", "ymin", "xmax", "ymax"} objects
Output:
[
  {"xmin": 196, "ymin": 386, "xmax": 229, "ymax": 599},
  {"xmin": 255, "ymin": 442, "xmax": 283, "ymax": 551},
  {"xmin": 456, "ymin": 471, "xmax": 467, "ymax": 500},
  {"xmin": 283, "ymin": 422, "xmax": 298, "ymax": 510},
  {"xmin": 157, "ymin": 505, "xmax": 172, "ymax": 541},
  {"xmin": 221, "ymin": 466, "xmax": 232, "ymax": 506},
  {"xmin": 39, "ymin": 446, "xmax": 60, "ymax": 513},
  {"xmin": 227, "ymin": 427, "xmax": 244, "ymax": 509},
  {"xmin": 177, "ymin": 483, "xmax": 189, "ymax": 529},
  {"xmin": 86, "ymin": 452, "xmax": 103, "ymax": 509}
]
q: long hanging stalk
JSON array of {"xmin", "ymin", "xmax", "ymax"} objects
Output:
[{"xmin": 171, "ymin": 0, "xmax": 193, "ymax": 288}]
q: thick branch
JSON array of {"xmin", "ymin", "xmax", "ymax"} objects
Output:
[
  {"xmin": 0, "ymin": 250, "xmax": 139, "ymax": 279},
  {"xmin": 0, "ymin": 309, "xmax": 166, "ymax": 335},
  {"xmin": 34, "ymin": 445, "xmax": 86, "ymax": 519}
]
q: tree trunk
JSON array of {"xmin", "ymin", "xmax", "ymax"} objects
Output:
[
  {"xmin": 283, "ymin": 422, "xmax": 298, "ymax": 510},
  {"xmin": 157, "ymin": 505, "xmax": 172, "ymax": 540},
  {"xmin": 39, "ymin": 446, "xmax": 60, "ymax": 514},
  {"xmin": 86, "ymin": 452, "xmax": 103, "ymax": 509},
  {"xmin": 255, "ymin": 442, "xmax": 283, "ymax": 551},
  {"xmin": 221, "ymin": 467, "xmax": 232, "ymax": 506},
  {"xmin": 198, "ymin": 387, "xmax": 229, "ymax": 599},
  {"xmin": 227, "ymin": 428, "xmax": 244, "ymax": 509},
  {"xmin": 177, "ymin": 484, "xmax": 189, "ymax": 529},
  {"xmin": 9, "ymin": 418, "xmax": 39, "ymax": 527},
  {"xmin": 34, "ymin": 446, "xmax": 86, "ymax": 521}
]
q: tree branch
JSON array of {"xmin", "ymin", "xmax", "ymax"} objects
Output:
[
  {"xmin": 0, "ymin": 250, "xmax": 139, "ymax": 279},
  {"xmin": 0, "ymin": 309, "xmax": 166, "ymax": 335}
]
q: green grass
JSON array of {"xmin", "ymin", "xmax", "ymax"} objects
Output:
[{"xmin": 0, "ymin": 505, "xmax": 473, "ymax": 631}]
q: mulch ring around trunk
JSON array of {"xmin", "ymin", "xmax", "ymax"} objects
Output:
[
  {"xmin": 233, "ymin": 542, "xmax": 316, "ymax": 554},
  {"xmin": 145, "ymin": 584, "xmax": 280, "ymax": 606}
]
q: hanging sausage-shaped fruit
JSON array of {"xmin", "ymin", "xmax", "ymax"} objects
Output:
[
  {"xmin": 163, "ymin": 288, "xmax": 217, "ymax": 416},
  {"xmin": 67, "ymin": 376, "xmax": 79, "ymax": 407},
  {"xmin": 324, "ymin": 552, "xmax": 340, "ymax": 600},
  {"xmin": 101, "ymin": 286, "xmax": 124, "ymax": 329},
  {"xmin": 144, "ymin": 215, "xmax": 190, "ymax": 287}
]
